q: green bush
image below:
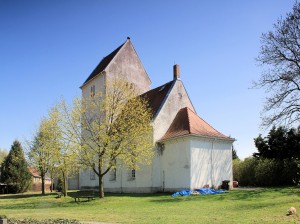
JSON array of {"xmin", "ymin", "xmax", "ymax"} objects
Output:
[
  {"xmin": 236, "ymin": 157, "xmax": 257, "ymax": 186},
  {"xmin": 232, "ymin": 159, "xmax": 241, "ymax": 181},
  {"xmin": 235, "ymin": 157, "xmax": 300, "ymax": 187},
  {"xmin": 254, "ymin": 159, "xmax": 279, "ymax": 186}
]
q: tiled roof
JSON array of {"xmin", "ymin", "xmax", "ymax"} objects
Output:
[
  {"xmin": 140, "ymin": 80, "xmax": 174, "ymax": 118},
  {"xmin": 28, "ymin": 167, "xmax": 40, "ymax": 178},
  {"xmin": 82, "ymin": 41, "xmax": 125, "ymax": 86},
  {"xmin": 160, "ymin": 107, "xmax": 233, "ymax": 141}
]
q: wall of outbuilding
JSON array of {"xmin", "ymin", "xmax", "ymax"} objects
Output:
[
  {"xmin": 190, "ymin": 137, "xmax": 233, "ymax": 189},
  {"xmin": 160, "ymin": 138, "xmax": 191, "ymax": 192}
]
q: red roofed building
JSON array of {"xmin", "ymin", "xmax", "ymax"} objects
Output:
[{"xmin": 76, "ymin": 38, "xmax": 235, "ymax": 192}]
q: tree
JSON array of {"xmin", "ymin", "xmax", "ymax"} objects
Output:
[
  {"xmin": 232, "ymin": 145, "xmax": 239, "ymax": 160},
  {"xmin": 255, "ymin": 2, "xmax": 300, "ymax": 127},
  {"xmin": 0, "ymin": 148, "xmax": 7, "ymax": 165},
  {"xmin": 58, "ymin": 78, "xmax": 154, "ymax": 198},
  {"xmin": 253, "ymin": 126, "xmax": 300, "ymax": 159},
  {"xmin": 0, "ymin": 140, "xmax": 31, "ymax": 193},
  {"xmin": 28, "ymin": 110, "xmax": 61, "ymax": 195}
]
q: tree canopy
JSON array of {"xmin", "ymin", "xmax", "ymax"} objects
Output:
[
  {"xmin": 28, "ymin": 109, "xmax": 62, "ymax": 195},
  {"xmin": 57, "ymin": 78, "xmax": 154, "ymax": 198},
  {"xmin": 255, "ymin": 2, "xmax": 300, "ymax": 127},
  {"xmin": 0, "ymin": 140, "xmax": 31, "ymax": 193},
  {"xmin": 253, "ymin": 126, "xmax": 300, "ymax": 159}
]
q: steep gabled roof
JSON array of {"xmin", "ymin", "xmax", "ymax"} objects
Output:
[
  {"xmin": 140, "ymin": 80, "xmax": 174, "ymax": 118},
  {"xmin": 82, "ymin": 41, "xmax": 126, "ymax": 87},
  {"xmin": 160, "ymin": 107, "xmax": 233, "ymax": 141}
]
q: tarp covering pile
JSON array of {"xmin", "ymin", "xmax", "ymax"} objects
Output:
[{"xmin": 171, "ymin": 188, "xmax": 225, "ymax": 197}]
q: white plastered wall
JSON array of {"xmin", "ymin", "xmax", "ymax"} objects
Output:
[
  {"xmin": 190, "ymin": 137, "xmax": 233, "ymax": 189},
  {"xmin": 160, "ymin": 138, "xmax": 191, "ymax": 192},
  {"xmin": 151, "ymin": 80, "xmax": 195, "ymax": 189}
]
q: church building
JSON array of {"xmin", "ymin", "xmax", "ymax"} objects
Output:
[{"xmin": 72, "ymin": 38, "xmax": 234, "ymax": 193}]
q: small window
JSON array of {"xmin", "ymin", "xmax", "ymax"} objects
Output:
[
  {"xmin": 90, "ymin": 169, "xmax": 96, "ymax": 180},
  {"xmin": 128, "ymin": 169, "xmax": 135, "ymax": 180},
  {"xmin": 91, "ymin": 85, "xmax": 95, "ymax": 98},
  {"xmin": 109, "ymin": 168, "xmax": 117, "ymax": 181},
  {"xmin": 132, "ymin": 169, "xmax": 136, "ymax": 179}
]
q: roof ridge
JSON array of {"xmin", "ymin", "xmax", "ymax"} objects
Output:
[{"xmin": 184, "ymin": 107, "xmax": 192, "ymax": 134}]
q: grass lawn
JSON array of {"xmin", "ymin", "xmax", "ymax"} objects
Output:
[{"xmin": 0, "ymin": 187, "xmax": 300, "ymax": 223}]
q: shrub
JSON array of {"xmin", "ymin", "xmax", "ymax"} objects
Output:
[{"xmin": 237, "ymin": 157, "xmax": 257, "ymax": 186}]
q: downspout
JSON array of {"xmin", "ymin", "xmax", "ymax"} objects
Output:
[
  {"xmin": 211, "ymin": 138, "xmax": 216, "ymax": 188},
  {"xmin": 120, "ymin": 162, "xmax": 123, "ymax": 193}
]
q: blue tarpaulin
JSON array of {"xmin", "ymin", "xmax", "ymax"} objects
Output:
[{"xmin": 171, "ymin": 188, "xmax": 225, "ymax": 197}]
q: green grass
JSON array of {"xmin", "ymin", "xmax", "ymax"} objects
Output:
[{"xmin": 0, "ymin": 188, "xmax": 300, "ymax": 223}]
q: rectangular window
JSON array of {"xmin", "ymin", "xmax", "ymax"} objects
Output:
[
  {"xmin": 90, "ymin": 85, "xmax": 95, "ymax": 98},
  {"xmin": 128, "ymin": 169, "xmax": 135, "ymax": 181},
  {"xmin": 90, "ymin": 169, "xmax": 96, "ymax": 180},
  {"xmin": 131, "ymin": 169, "xmax": 136, "ymax": 179}
]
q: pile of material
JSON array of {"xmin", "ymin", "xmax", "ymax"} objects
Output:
[{"xmin": 171, "ymin": 188, "xmax": 225, "ymax": 197}]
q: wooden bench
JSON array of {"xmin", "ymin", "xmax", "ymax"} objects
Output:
[
  {"xmin": 74, "ymin": 191, "xmax": 95, "ymax": 202},
  {"xmin": 56, "ymin": 191, "xmax": 62, "ymax": 198}
]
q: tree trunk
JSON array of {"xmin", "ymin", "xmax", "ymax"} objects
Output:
[
  {"xmin": 41, "ymin": 171, "xmax": 45, "ymax": 195},
  {"xmin": 98, "ymin": 174, "xmax": 104, "ymax": 198},
  {"xmin": 62, "ymin": 171, "xmax": 68, "ymax": 197}
]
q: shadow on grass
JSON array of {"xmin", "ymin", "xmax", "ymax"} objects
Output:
[{"xmin": 0, "ymin": 193, "xmax": 50, "ymax": 200}]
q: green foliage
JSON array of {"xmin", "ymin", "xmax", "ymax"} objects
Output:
[
  {"xmin": 56, "ymin": 178, "xmax": 63, "ymax": 192},
  {"xmin": 232, "ymin": 159, "xmax": 241, "ymax": 181},
  {"xmin": 232, "ymin": 146, "xmax": 239, "ymax": 160},
  {"xmin": 0, "ymin": 148, "xmax": 7, "ymax": 165},
  {"xmin": 0, "ymin": 140, "xmax": 32, "ymax": 193},
  {"xmin": 235, "ymin": 157, "xmax": 300, "ymax": 186},
  {"xmin": 250, "ymin": 125, "xmax": 300, "ymax": 186},
  {"xmin": 235, "ymin": 157, "xmax": 257, "ymax": 186},
  {"xmin": 253, "ymin": 126, "xmax": 297, "ymax": 159},
  {"xmin": 57, "ymin": 78, "xmax": 154, "ymax": 198}
]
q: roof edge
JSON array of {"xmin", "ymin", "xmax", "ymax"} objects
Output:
[
  {"xmin": 152, "ymin": 80, "xmax": 176, "ymax": 119},
  {"xmin": 158, "ymin": 133, "xmax": 235, "ymax": 143}
]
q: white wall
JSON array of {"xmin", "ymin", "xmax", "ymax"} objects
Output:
[
  {"xmin": 190, "ymin": 138, "xmax": 213, "ymax": 188},
  {"xmin": 190, "ymin": 137, "xmax": 233, "ymax": 189},
  {"xmin": 106, "ymin": 41, "xmax": 151, "ymax": 94},
  {"xmin": 151, "ymin": 80, "xmax": 195, "ymax": 190},
  {"xmin": 161, "ymin": 138, "xmax": 191, "ymax": 192}
]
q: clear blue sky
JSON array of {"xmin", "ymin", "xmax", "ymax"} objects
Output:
[{"xmin": 0, "ymin": 0, "xmax": 295, "ymax": 159}]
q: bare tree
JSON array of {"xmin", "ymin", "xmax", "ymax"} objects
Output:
[{"xmin": 255, "ymin": 2, "xmax": 300, "ymax": 127}]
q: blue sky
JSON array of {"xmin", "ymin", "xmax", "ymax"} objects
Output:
[{"xmin": 0, "ymin": 0, "xmax": 295, "ymax": 159}]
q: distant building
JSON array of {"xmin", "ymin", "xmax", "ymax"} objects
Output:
[
  {"xmin": 74, "ymin": 38, "xmax": 234, "ymax": 192},
  {"xmin": 28, "ymin": 167, "xmax": 51, "ymax": 192}
]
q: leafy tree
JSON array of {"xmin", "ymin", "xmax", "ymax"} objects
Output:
[
  {"xmin": 28, "ymin": 111, "xmax": 61, "ymax": 195},
  {"xmin": 232, "ymin": 146, "xmax": 239, "ymax": 160},
  {"xmin": 255, "ymin": 2, "xmax": 300, "ymax": 127},
  {"xmin": 0, "ymin": 140, "xmax": 31, "ymax": 193},
  {"xmin": 57, "ymin": 78, "xmax": 154, "ymax": 198},
  {"xmin": 31, "ymin": 106, "xmax": 78, "ymax": 197}
]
